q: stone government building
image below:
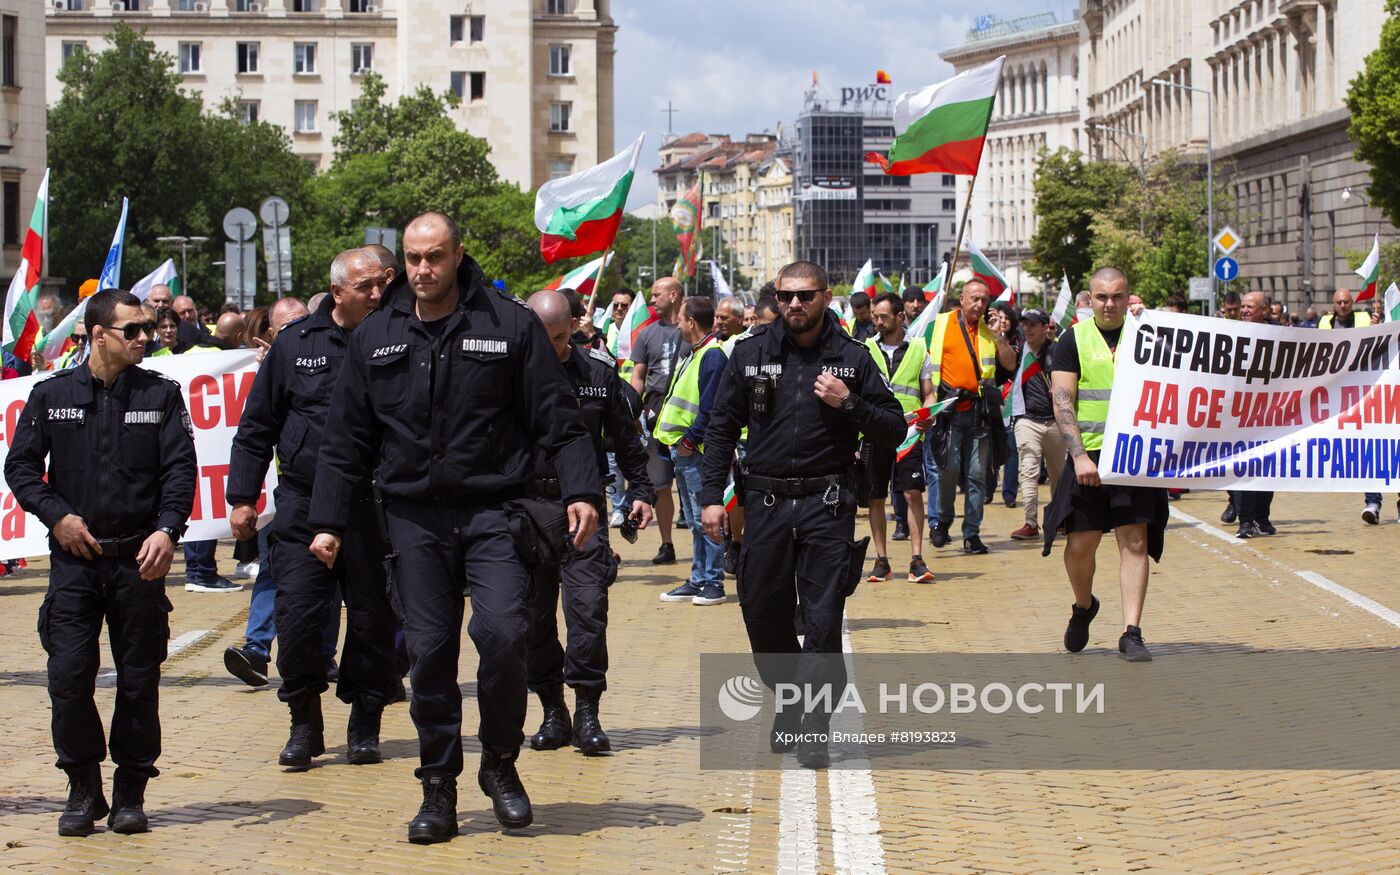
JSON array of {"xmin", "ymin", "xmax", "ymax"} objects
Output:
[{"xmin": 46, "ymin": 0, "xmax": 616, "ymax": 190}]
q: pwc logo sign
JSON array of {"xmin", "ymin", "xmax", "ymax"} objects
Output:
[{"xmin": 840, "ymin": 71, "xmax": 892, "ymax": 106}]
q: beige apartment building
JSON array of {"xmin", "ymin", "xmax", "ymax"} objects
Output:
[
  {"xmin": 1, "ymin": 0, "xmax": 48, "ymax": 291},
  {"xmin": 45, "ymin": 0, "xmax": 615, "ymax": 189}
]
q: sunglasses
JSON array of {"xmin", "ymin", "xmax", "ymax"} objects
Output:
[
  {"xmin": 107, "ymin": 321, "xmax": 157, "ymax": 341},
  {"xmin": 781, "ymin": 288, "xmax": 825, "ymax": 304}
]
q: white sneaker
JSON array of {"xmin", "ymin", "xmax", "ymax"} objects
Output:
[
  {"xmin": 1363, "ymin": 504, "xmax": 1381, "ymax": 525},
  {"xmin": 233, "ymin": 561, "xmax": 260, "ymax": 580},
  {"xmin": 609, "ymin": 510, "xmax": 625, "ymax": 528}
]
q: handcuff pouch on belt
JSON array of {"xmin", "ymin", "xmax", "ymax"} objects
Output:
[{"xmin": 843, "ymin": 536, "xmax": 871, "ymax": 598}]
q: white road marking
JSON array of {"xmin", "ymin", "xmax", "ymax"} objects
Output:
[
  {"xmin": 829, "ymin": 618, "xmax": 886, "ymax": 875},
  {"xmin": 1168, "ymin": 506, "xmax": 1244, "ymax": 545},
  {"xmin": 98, "ymin": 629, "xmax": 210, "ymax": 682},
  {"xmin": 777, "ymin": 766, "xmax": 819, "ymax": 874}
]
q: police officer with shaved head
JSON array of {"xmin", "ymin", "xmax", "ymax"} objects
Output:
[
  {"xmin": 227, "ymin": 247, "xmax": 398, "ymax": 772},
  {"xmin": 523, "ymin": 289, "xmax": 655, "ymax": 755},
  {"xmin": 308, "ymin": 212, "xmax": 602, "ymax": 843}
]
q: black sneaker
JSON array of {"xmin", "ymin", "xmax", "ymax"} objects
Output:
[
  {"xmin": 1003, "ymin": 494, "xmax": 1017, "ymax": 508},
  {"xmin": 1118, "ymin": 625, "xmax": 1152, "ymax": 662},
  {"xmin": 691, "ymin": 582, "xmax": 726, "ymax": 606},
  {"xmin": 929, "ymin": 524, "xmax": 950, "ymax": 548},
  {"xmin": 185, "ymin": 575, "xmax": 242, "ymax": 593},
  {"xmin": 652, "ymin": 543, "xmax": 677, "ymax": 565},
  {"xmin": 1063, "ymin": 595, "xmax": 1099, "ymax": 653},
  {"xmin": 223, "ymin": 645, "xmax": 270, "ymax": 688},
  {"xmin": 1256, "ymin": 520, "xmax": 1277, "ymax": 536},
  {"xmin": 907, "ymin": 555, "xmax": 934, "ymax": 584},
  {"xmin": 866, "ymin": 556, "xmax": 892, "ymax": 582},
  {"xmin": 660, "ymin": 581, "xmax": 703, "ymax": 602},
  {"xmin": 962, "ymin": 536, "xmax": 988, "ymax": 555},
  {"xmin": 1220, "ymin": 501, "xmax": 1237, "ymax": 524},
  {"xmin": 1235, "ymin": 521, "xmax": 1260, "ymax": 540},
  {"xmin": 891, "ymin": 520, "xmax": 910, "ymax": 541}
]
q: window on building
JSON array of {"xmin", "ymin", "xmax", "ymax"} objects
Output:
[
  {"xmin": 1, "ymin": 16, "xmax": 16, "ymax": 88},
  {"xmin": 178, "ymin": 42, "xmax": 201, "ymax": 74},
  {"xmin": 450, "ymin": 71, "xmax": 465, "ymax": 98},
  {"xmin": 549, "ymin": 158, "xmax": 574, "ymax": 180},
  {"xmin": 294, "ymin": 100, "xmax": 317, "ymax": 133},
  {"xmin": 290, "ymin": 0, "xmax": 315, "ymax": 10},
  {"xmin": 237, "ymin": 42, "xmax": 260, "ymax": 74},
  {"xmin": 550, "ymin": 101, "xmax": 572, "ymax": 132},
  {"xmin": 351, "ymin": 43, "xmax": 373, "ymax": 74},
  {"xmin": 450, "ymin": 15, "xmax": 463, "ymax": 42},
  {"xmin": 470, "ymin": 14, "xmax": 485, "ymax": 41},
  {"xmin": 470, "ymin": 72, "xmax": 485, "ymax": 100},
  {"xmin": 549, "ymin": 45, "xmax": 571, "ymax": 76},
  {"xmin": 294, "ymin": 43, "xmax": 317, "ymax": 74},
  {"xmin": 175, "ymin": 0, "xmax": 197, "ymax": 10},
  {"xmin": 348, "ymin": 0, "xmax": 370, "ymax": 11},
  {"xmin": 942, "ymin": 198, "xmax": 956, "ymax": 211},
  {"xmin": 61, "ymin": 41, "xmax": 85, "ymax": 65},
  {"xmin": 941, "ymin": 174, "xmax": 955, "ymax": 186},
  {"xmin": 234, "ymin": 0, "xmax": 258, "ymax": 10},
  {"xmin": 239, "ymin": 100, "xmax": 259, "ymax": 124},
  {"xmin": 3, "ymin": 181, "xmax": 19, "ymax": 246},
  {"xmin": 547, "ymin": 0, "xmax": 572, "ymax": 13}
]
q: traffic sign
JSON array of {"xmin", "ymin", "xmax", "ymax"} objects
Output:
[
  {"xmin": 1214, "ymin": 257, "xmax": 1239, "ymax": 282},
  {"xmin": 259, "ymin": 196, "xmax": 290, "ymax": 227},
  {"xmin": 1213, "ymin": 226, "xmax": 1241, "ymax": 255},
  {"xmin": 222, "ymin": 207, "xmax": 257, "ymax": 242},
  {"xmin": 1188, "ymin": 277, "xmax": 1212, "ymax": 301}
]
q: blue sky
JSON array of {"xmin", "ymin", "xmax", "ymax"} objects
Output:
[{"xmin": 613, "ymin": 0, "xmax": 1071, "ymax": 209}]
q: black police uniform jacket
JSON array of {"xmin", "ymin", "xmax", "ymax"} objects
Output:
[
  {"xmin": 308, "ymin": 254, "xmax": 602, "ymax": 536},
  {"xmin": 534, "ymin": 344, "xmax": 656, "ymax": 507},
  {"xmin": 226, "ymin": 294, "xmax": 352, "ymax": 506},
  {"xmin": 698, "ymin": 313, "xmax": 907, "ymax": 507},
  {"xmin": 5, "ymin": 364, "xmax": 198, "ymax": 539}
]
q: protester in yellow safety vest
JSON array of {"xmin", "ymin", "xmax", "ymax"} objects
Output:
[
  {"xmin": 608, "ymin": 290, "xmax": 634, "ymax": 381},
  {"xmin": 925, "ymin": 280, "xmax": 1016, "ymax": 555},
  {"xmin": 1044, "ymin": 266, "xmax": 1168, "ymax": 664},
  {"xmin": 861, "ymin": 291, "xmax": 936, "ymax": 584},
  {"xmin": 1319, "ymin": 286, "xmax": 1385, "ymax": 523}
]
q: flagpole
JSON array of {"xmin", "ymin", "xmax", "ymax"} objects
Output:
[{"xmin": 586, "ymin": 245, "xmax": 614, "ymax": 328}]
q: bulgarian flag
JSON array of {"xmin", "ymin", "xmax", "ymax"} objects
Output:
[
  {"xmin": 923, "ymin": 261, "xmax": 948, "ymax": 310},
  {"xmin": 1384, "ymin": 283, "xmax": 1400, "ymax": 323},
  {"xmin": 1050, "ymin": 273, "xmax": 1075, "ymax": 332},
  {"xmin": 830, "ymin": 297, "xmax": 853, "ymax": 334},
  {"xmin": 2, "ymin": 169, "xmax": 50, "ymax": 361},
  {"xmin": 852, "ymin": 259, "xmax": 878, "ymax": 297},
  {"xmin": 1001, "ymin": 343, "xmax": 1043, "ymax": 421},
  {"xmin": 545, "ymin": 251, "xmax": 614, "ymax": 297},
  {"xmin": 671, "ymin": 179, "xmax": 703, "ymax": 279},
  {"xmin": 906, "ymin": 275, "xmax": 944, "ymax": 348},
  {"xmin": 895, "ymin": 398, "xmax": 957, "ymax": 461},
  {"xmin": 723, "ymin": 481, "xmax": 738, "ymax": 513},
  {"xmin": 1354, "ymin": 234, "xmax": 1380, "ymax": 303},
  {"xmin": 615, "ymin": 289, "xmax": 658, "ymax": 363},
  {"xmin": 967, "ymin": 239, "xmax": 1013, "ymax": 303},
  {"xmin": 865, "ymin": 56, "xmax": 1004, "ymax": 176},
  {"xmin": 535, "ymin": 133, "xmax": 644, "ymax": 264}
]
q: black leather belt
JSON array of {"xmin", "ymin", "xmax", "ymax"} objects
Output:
[
  {"xmin": 532, "ymin": 478, "xmax": 562, "ymax": 499},
  {"xmin": 92, "ymin": 533, "xmax": 150, "ymax": 558},
  {"xmin": 746, "ymin": 473, "xmax": 849, "ymax": 497}
]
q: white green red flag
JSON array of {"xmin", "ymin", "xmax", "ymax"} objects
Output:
[
  {"xmin": 1001, "ymin": 342, "xmax": 1042, "ymax": 421},
  {"xmin": 852, "ymin": 259, "xmax": 878, "ymax": 298},
  {"xmin": 723, "ymin": 481, "xmax": 738, "ymax": 512},
  {"xmin": 535, "ymin": 134, "xmax": 644, "ymax": 264},
  {"xmin": 1354, "ymin": 234, "xmax": 1380, "ymax": 303},
  {"xmin": 967, "ymin": 239, "xmax": 1013, "ymax": 302},
  {"xmin": 1384, "ymin": 283, "xmax": 1400, "ymax": 323},
  {"xmin": 670, "ymin": 179, "xmax": 703, "ymax": 279},
  {"xmin": 906, "ymin": 284, "xmax": 942, "ymax": 348},
  {"xmin": 864, "ymin": 56, "xmax": 1004, "ymax": 176},
  {"xmin": 40, "ymin": 259, "xmax": 179, "ymax": 365},
  {"xmin": 545, "ymin": 251, "xmax": 614, "ymax": 297},
  {"xmin": 923, "ymin": 262, "xmax": 946, "ymax": 302},
  {"xmin": 2, "ymin": 169, "xmax": 49, "ymax": 361},
  {"xmin": 1050, "ymin": 273, "xmax": 1075, "ymax": 331},
  {"xmin": 830, "ymin": 297, "xmax": 853, "ymax": 334},
  {"xmin": 895, "ymin": 398, "xmax": 957, "ymax": 461},
  {"xmin": 616, "ymin": 290, "xmax": 658, "ymax": 362}
]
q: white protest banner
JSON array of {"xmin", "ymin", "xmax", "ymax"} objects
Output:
[
  {"xmin": 0, "ymin": 349, "xmax": 277, "ymax": 559},
  {"xmin": 1100, "ymin": 310, "xmax": 1400, "ymax": 491}
]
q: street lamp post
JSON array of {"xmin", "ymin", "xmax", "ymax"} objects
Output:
[
  {"xmin": 1150, "ymin": 78, "xmax": 1214, "ymax": 315},
  {"xmin": 155, "ymin": 235, "xmax": 211, "ymax": 288},
  {"xmin": 1342, "ymin": 186, "xmax": 1373, "ymax": 239}
]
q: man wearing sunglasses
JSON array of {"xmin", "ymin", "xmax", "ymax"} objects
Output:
[
  {"xmin": 227, "ymin": 248, "xmax": 398, "ymax": 773},
  {"xmin": 6, "ymin": 289, "xmax": 197, "ymax": 837},
  {"xmin": 698, "ymin": 261, "xmax": 907, "ymax": 769}
]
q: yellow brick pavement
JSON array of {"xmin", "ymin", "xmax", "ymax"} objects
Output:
[{"xmin": 0, "ymin": 488, "xmax": 1396, "ymax": 872}]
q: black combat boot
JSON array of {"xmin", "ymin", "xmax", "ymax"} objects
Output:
[
  {"xmin": 572, "ymin": 687, "xmax": 611, "ymax": 755},
  {"xmin": 278, "ymin": 697, "xmax": 325, "ymax": 771},
  {"xmin": 407, "ymin": 775, "xmax": 458, "ymax": 844},
  {"xmin": 347, "ymin": 699, "xmax": 384, "ymax": 765},
  {"xmin": 107, "ymin": 768, "xmax": 149, "ymax": 834},
  {"xmin": 478, "ymin": 750, "xmax": 533, "ymax": 829},
  {"xmin": 57, "ymin": 762, "xmax": 109, "ymax": 837},
  {"xmin": 529, "ymin": 684, "xmax": 573, "ymax": 750}
]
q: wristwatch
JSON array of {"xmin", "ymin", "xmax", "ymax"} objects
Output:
[
  {"xmin": 840, "ymin": 393, "xmax": 858, "ymax": 414},
  {"xmin": 157, "ymin": 525, "xmax": 180, "ymax": 543}
]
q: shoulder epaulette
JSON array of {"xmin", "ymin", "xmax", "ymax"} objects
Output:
[
  {"xmin": 283, "ymin": 312, "xmax": 311, "ymax": 330},
  {"xmin": 493, "ymin": 288, "xmax": 529, "ymax": 309},
  {"xmin": 588, "ymin": 346, "xmax": 616, "ymax": 366}
]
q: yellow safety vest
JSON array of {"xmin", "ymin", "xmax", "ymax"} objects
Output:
[
  {"xmin": 653, "ymin": 335, "xmax": 725, "ymax": 450},
  {"xmin": 1072, "ymin": 320, "xmax": 1116, "ymax": 452},
  {"xmin": 864, "ymin": 334, "xmax": 927, "ymax": 415},
  {"xmin": 1318, "ymin": 312, "xmax": 1372, "ymax": 329},
  {"xmin": 927, "ymin": 311, "xmax": 996, "ymax": 387}
]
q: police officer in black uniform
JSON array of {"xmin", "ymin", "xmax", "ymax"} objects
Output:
[
  {"xmin": 523, "ymin": 290, "xmax": 655, "ymax": 755},
  {"xmin": 307, "ymin": 213, "xmax": 601, "ymax": 843},
  {"xmin": 699, "ymin": 261, "xmax": 906, "ymax": 769},
  {"xmin": 227, "ymin": 247, "xmax": 398, "ymax": 770},
  {"xmin": 6, "ymin": 289, "xmax": 197, "ymax": 837}
]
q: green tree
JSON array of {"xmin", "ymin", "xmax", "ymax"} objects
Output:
[
  {"xmin": 297, "ymin": 73, "xmax": 552, "ymax": 295},
  {"xmin": 47, "ymin": 24, "xmax": 311, "ymax": 308},
  {"xmin": 1028, "ymin": 148, "xmax": 1133, "ymax": 290},
  {"xmin": 597, "ymin": 214, "xmax": 682, "ymax": 302},
  {"xmin": 1346, "ymin": 0, "xmax": 1400, "ymax": 228}
]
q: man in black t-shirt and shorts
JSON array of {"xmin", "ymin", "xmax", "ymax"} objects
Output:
[{"xmin": 1043, "ymin": 267, "xmax": 1167, "ymax": 663}]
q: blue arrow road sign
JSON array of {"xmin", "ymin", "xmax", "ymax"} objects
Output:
[{"xmin": 1214, "ymin": 257, "xmax": 1239, "ymax": 282}]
